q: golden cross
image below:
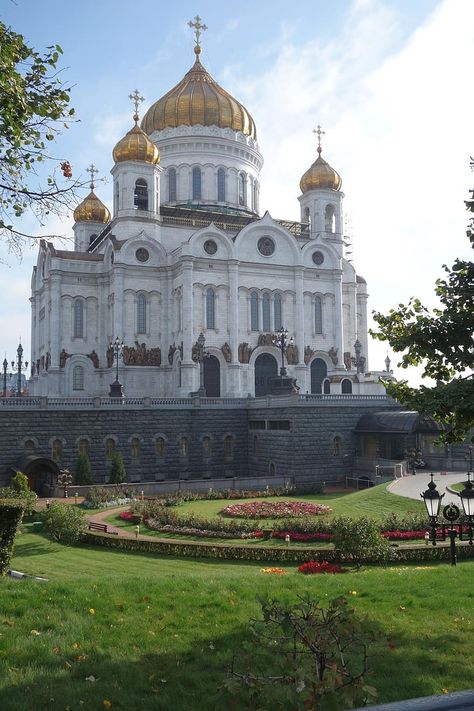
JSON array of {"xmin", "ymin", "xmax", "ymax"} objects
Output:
[
  {"xmin": 129, "ymin": 89, "xmax": 145, "ymax": 121},
  {"xmin": 313, "ymin": 125, "xmax": 325, "ymax": 153},
  {"xmin": 86, "ymin": 164, "xmax": 98, "ymax": 189},
  {"xmin": 188, "ymin": 15, "xmax": 208, "ymax": 47}
]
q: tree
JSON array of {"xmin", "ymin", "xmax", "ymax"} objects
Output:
[
  {"xmin": 109, "ymin": 452, "xmax": 127, "ymax": 484},
  {"xmin": 371, "ymin": 178, "xmax": 474, "ymax": 443},
  {"xmin": 0, "ymin": 21, "xmax": 87, "ymax": 255},
  {"xmin": 75, "ymin": 451, "xmax": 93, "ymax": 485},
  {"xmin": 40, "ymin": 501, "xmax": 86, "ymax": 544}
]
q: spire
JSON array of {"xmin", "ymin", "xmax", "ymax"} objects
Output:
[
  {"xmin": 188, "ymin": 14, "xmax": 208, "ymax": 57},
  {"xmin": 313, "ymin": 124, "xmax": 325, "ymax": 155},
  {"xmin": 128, "ymin": 89, "xmax": 145, "ymax": 124}
]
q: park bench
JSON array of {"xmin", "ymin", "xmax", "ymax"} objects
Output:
[{"xmin": 88, "ymin": 521, "xmax": 118, "ymax": 535}]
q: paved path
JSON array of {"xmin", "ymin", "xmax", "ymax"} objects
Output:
[
  {"xmin": 86, "ymin": 506, "xmax": 161, "ymax": 540},
  {"xmin": 388, "ymin": 471, "xmax": 466, "ymax": 505}
]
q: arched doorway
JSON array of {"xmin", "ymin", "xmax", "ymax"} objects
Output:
[
  {"xmin": 14, "ymin": 455, "xmax": 60, "ymax": 496},
  {"xmin": 255, "ymin": 353, "xmax": 278, "ymax": 396},
  {"xmin": 204, "ymin": 355, "xmax": 220, "ymax": 397},
  {"xmin": 311, "ymin": 358, "xmax": 327, "ymax": 393}
]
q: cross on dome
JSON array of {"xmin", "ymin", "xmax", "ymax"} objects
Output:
[
  {"xmin": 313, "ymin": 125, "xmax": 325, "ymax": 154},
  {"xmin": 86, "ymin": 163, "xmax": 98, "ymax": 189},
  {"xmin": 129, "ymin": 89, "xmax": 145, "ymax": 123},
  {"xmin": 188, "ymin": 15, "xmax": 207, "ymax": 52}
]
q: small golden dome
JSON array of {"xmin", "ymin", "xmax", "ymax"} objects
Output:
[
  {"xmin": 300, "ymin": 148, "xmax": 342, "ymax": 193},
  {"xmin": 73, "ymin": 189, "xmax": 110, "ymax": 223},
  {"xmin": 141, "ymin": 47, "xmax": 257, "ymax": 140},
  {"xmin": 112, "ymin": 118, "xmax": 160, "ymax": 164}
]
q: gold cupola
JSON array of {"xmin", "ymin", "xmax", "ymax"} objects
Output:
[
  {"xmin": 73, "ymin": 165, "xmax": 111, "ymax": 223},
  {"xmin": 141, "ymin": 19, "xmax": 257, "ymax": 140},
  {"xmin": 112, "ymin": 91, "xmax": 160, "ymax": 165},
  {"xmin": 300, "ymin": 126, "xmax": 341, "ymax": 193}
]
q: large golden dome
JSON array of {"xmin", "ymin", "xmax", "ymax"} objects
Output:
[
  {"xmin": 141, "ymin": 46, "xmax": 257, "ymax": 140},
  {"xmin": 73, "ymin": 189, "xmax": 110, "ymax": 224},
  {"xmin": 112, "ymin": 118, "xmax": 160, "ymax": 164},
  {"xmin": 300, "ymin": 148, "xmax": 342, "ymax": 193}
]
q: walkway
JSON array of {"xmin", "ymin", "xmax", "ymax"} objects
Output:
[{"xmin": 388, "ymin": 470, "xmax": 466, "ymax": 505}]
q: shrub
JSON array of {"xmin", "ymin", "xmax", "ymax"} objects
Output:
[
  {"xmin": 221, "ymin": 594, "xmax": 378, "ymax": 710},
  {"xmin": 108, "ymin": 452, "xmax": 127, "ymax": 484},
  {"xmin": 0, "ymin": 486, "xmax": 37, "ymax": 517},
  {"xmin": 75, "ymin": 451, "xmax": 92, "ymax": 485},
  {"xmin": 10, "ymin": 471, "xmax": 29, "ymax": 493},
  {"xmin": 0, "ymin": 499, "xmax": 25, "ymax": 575},
  {"xmin": 331, "ymin": 516, "xmax": 397, "ymax": 567},
  {"xmin": 40, "ymin": 502, "xmax": 86, "ymax": 544},
  {"xmin": 83, "ymin": 485, "xmax": 134, "ymax": 508}
]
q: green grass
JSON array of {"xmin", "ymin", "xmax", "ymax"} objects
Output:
[
  {"xmin": 450, "ymin": 481, "xmax": 467, "ymax": 492},
  {"xmin": 2, "ymin": 532, "xmax": 474, "ymax": 710}
]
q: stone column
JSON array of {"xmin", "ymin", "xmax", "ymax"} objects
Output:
[
  {"xmin": 112, "ymin": 268, "xmax": 124, "ymax": 339},
  {"xmin": 333, "ymin": 270, "xmax": 345, "ymax": 370},
  {"xmin": 227, "ymin": 260, "xmax": 241, "ymax": 395},
  {"xmin": 49, "ymin": 274, "xmax": 61, "ymax": 368},
  {"xmin": 180, "ymin": 258, "xmax": 195, "ymax": 393}
]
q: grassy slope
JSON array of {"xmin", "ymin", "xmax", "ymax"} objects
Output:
[{"xmin": 1, "ymin": 533, "xmax": 474, "ymax": 710}]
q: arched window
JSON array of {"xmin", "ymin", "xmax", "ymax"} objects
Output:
[
  {"xmin": 217, "ymin": 168, "xmax": 226, "ymax": 202},
  {"xmin": 89, "ymin": 233, "xmax": 97, "ymax": 246},
  {"xmin": 73, "ymin": 365, "xmax": 84, "ymax": 391},
  {"xmin": 314, "ymin": 296, "xmax": 323, "ymax": 334},
  {"xmin": 155, "ymin": 437, "xmax": 166, "ymax": 457},
  {"xmin": 202, "ymin": 436, "xmax": 211, "ymax": 458},
  {"xmin": 262, "ymin": 292, "xmax": 271, "ymax": 331},
  {"xmin": 238, "ymin": 172, "xmax": 247, "ymax": 207},
  {"xmin": 250, "ymin": 292, "xmax": 259, "ymax": 331},
  {"xmin": 105, "ymin": 438, "xmax": 115, "ymax": 459},
  {"xmin": 73, "ymin": 300, "xmax": 84, "ymax": 339},
  {"xmin": 134, "ymin": 179, "xmax": 148, "ymax": 210},
  {"xmin": 341, "ymin": 378, "xmax": 353, "ymax": 394},
  {"xmin": 206, "ymin": 288, "xmax": 215, "ymax": 329},
  {"xmin": 78, "ymin": 438, "xmax": 89, "ymax": 454},
  {"xmin": 333, "ymin": 436, "xmax": 342, "ymax": 456},
  {"xmin": 168, "ymin": 168, "xmax": 177, "ymax": 202},
  {"xmin": 269, "ymin": 462, "xmax": 276, "ymax": 476},
  {"xmin": 274, "ymin": 293, "xmax": 282, "ymax": 331},
  {"xmin": 224, "ymin": 435, "xmax": 234, "ymax": 461},
  {"xmin": 323, "ymin": 378, "xmax": 331, "ymax": 394},
  {"xmin": 179, "ymin": 437, "xmax": 189, "ymax": 458},
  {"xmin": 52, "ymin": 439, "xmax": 62, "ymax": 462},
  {"xmin": 24, "ymin": 439, "xmax": 35, "ymax": 451},
  {"xmin": 137, "ymin": 294, "xmax": 147, "ymax": 334},
  {"xmin": 304, "ymin": 206, "xmax": 311, "ymax": 231},
  {"xmin": 131, "ymin": 437, "xmax": 140, "ymax": 458},
  {"xmin": 114, "ymin": 181, "xmax": 119, "ymax": 212},
  {"xmin": 192, "ymin": 167, "xmax": 201, "ymax": 200},
  {"xmin": 325, "ymin": 204, "xmax": 336, "ymax": 232}
]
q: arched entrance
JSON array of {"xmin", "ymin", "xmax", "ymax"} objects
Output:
[
  {"xmin": 14, "ymin": 455, "xmax": 60, "ymax": 496},
  {"xmin": 311, "ymin": 358, "xmax": 327, "ymax": 393},
  {"xmin": 255, "ymin": 353, "xmax": 278, "ymax": 396},
  {"xmin": 204, "ymin": 355, "xmax": 220, "ymax": 397}
]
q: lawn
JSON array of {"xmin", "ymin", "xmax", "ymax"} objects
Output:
[{"xmin": 1, "ymin": 532, "xmax": 474, "ymax": 710}]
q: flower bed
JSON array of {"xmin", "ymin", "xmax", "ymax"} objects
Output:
[
  {"xmin": 220, "ymin": 500, "xmax": 332, "ymax": 519},
  {"xmin": 272, "ymin": 530, "xmax": 333, "ymax": 542},
  {"xmin": 298, "ymin": 560, "xmax": 345, "ymax": 575}
]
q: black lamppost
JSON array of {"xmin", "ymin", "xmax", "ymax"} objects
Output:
[
  {"xmin": 2, "ymin": 358, "xmax": 7, "ymax": 398},
  {"xmin": 109, "ymin": 337, "xmax": 124, "ymax": 398},
  {"xmin": 11, "ymin": 343, "xmax": 28, "ymax": 397},
  {"xmin": 421, "ymin": 472, "xmax": 474, "ymax": 566},
  {"xmin": 191, "ymin": 332, "xmax": 208, "ymax": 396},
  {"xmin": 272, "ymin": 327, "xmax": 294, "ymax": 377}
]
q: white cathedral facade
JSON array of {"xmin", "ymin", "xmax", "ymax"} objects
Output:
[{"xmin": 30, "ymin": 25, "xmax": 386, "ymax": 400}]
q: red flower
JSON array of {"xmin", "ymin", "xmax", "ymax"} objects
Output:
[{"xmin": 298, "ymin": 560, "xmax": 345, "ymax": 575}]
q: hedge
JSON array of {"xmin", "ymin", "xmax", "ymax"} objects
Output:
[
  {"xmin": 0, "ymin": 498, "xmax": 25, "ymax": 575},
  {"xmin": 80, "ymin": 531, "xmax": 474, "ymax": 565}
]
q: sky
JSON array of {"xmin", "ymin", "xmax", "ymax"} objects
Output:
[{"xmin": 1, "ymin": 0, "xmax": 473, "ymax": 385}]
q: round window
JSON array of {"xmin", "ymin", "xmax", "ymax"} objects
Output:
[
  {"xmin": 257, "ymin": 236, "xmax": 275, "ymax": 256},
  {"xmin": 312, "ymin": 251, "xmax": 324, "ymax": 265},
  {"xmin": 204, "ymin": 240, "xmax": 217, "ymax": 255},
  {"xmin": 136, "ymin": 248, "xmax": 150, "ymax": 263}
]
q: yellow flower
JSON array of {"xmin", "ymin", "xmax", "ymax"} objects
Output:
[
  {"xmin": 88, "ymin": 608, "xmax": 95, "ymax": 615},
  {"xmin": 72, "ymin": 642, "xmax": 80, "ymax": 649},
  {"xmin": 349, "ymin": 591, "xmax": 357, "ymax": 596},
  {"xmin": 103, "ymin": 700, "xmax": 112, "ymax": 708}
]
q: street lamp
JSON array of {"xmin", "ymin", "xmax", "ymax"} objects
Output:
[
  {"xmin": 421, "ymin": 473, "xmax": 443, "ymax": 544},
  {"xmin": 272, "ymin": 327, "xmax": 294, "ymax": 377},
  {"xmin": 191, "ymin": 332, "xmax": 209, "ymax": 396},
  {"xmin": 57, "ymin": 469, "xmax": 73, "ymax": 498},
  {"xmin": 11, "ymin": 343, "xmax": 28, "ymax": 397},
  {"xmin": 2, "ymin": 357, "xmax": 7, "ymax": 398},
  {"xmin": 109, "ymin": 337, "xmax": 124, "ymax": 398}
]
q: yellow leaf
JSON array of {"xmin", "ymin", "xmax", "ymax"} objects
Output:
[{"xmin": 88, "ymin": 608, "xmax": 95, "ymax": 615}]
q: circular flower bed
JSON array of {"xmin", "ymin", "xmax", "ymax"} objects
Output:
[{"xmin": 220, "ymin": 500, "xmax": 332, "ymax": 519}]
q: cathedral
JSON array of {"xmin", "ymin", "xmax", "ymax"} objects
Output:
[{"xmin": 29, "ymin": 18, "xmax": 386, "ymax": 400}]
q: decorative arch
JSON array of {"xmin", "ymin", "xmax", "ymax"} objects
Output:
[
  {"xmin": 203, "ymin": 354, "xmax": 220, "ymax": 397},
  {"xmin": 72, "ymin": 365, "xmax": 85, "ymax": 391},
  {"xmin": 341, "ymin": 378, "xmax": 353, "ymax": 394},
  {"xmin": 310, "ymin": 357, "xmax": 328, "ymax": 394},
  {"xmin": 254, "ymin": 352, "xmax": 278, "ymax": 396},
  {"xmin": 325, "ymin": 204, "xmax": 336, "ymax": 232}
]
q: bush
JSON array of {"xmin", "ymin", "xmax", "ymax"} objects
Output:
[
  {"xmin": 75, "ymin": 451, "xmax": 92, "ymax": 485},
  {"xmin": 83, "ymin": 485, "xmax": 135, "ymax": 508},
  {"xmin": 0, "ymin": 486, "xmax": 37, "ymax": 517},
  {"xmin": 10, "ymin": 471, "xmax": 29, "ymax": 493},
  {"xmin": 40, "ymin": 502, "xmax": 86, "ymax": 544},
  {"xmin": 0, "ymin": 499, "xmax": 25, "ymax": 575},
  {"xmin": 109, "ymin": 452, "xmax": 127, "ymax": 484},
  {"xmin": 332, "ymin": 516, "xmax": 397, "ymax": 567}
]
